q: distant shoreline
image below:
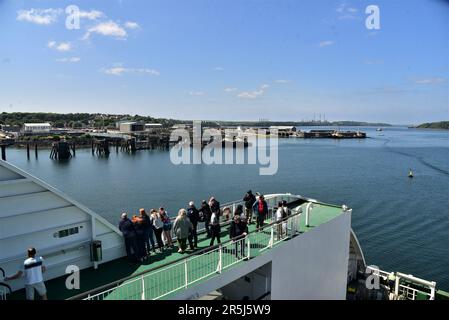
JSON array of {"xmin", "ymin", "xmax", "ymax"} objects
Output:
[{"xmin": 412, "ymin": 121, "xmax": 449, "ymax": 130}]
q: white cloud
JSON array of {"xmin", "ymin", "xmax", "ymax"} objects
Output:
[
  {"xmin": 274, "ymin": 79, "xmax": 291, "ymax": 84},
  {"xmin": 17, "ymin": 8, "xmax": 62, "ymax": 25},
  {"xmin": 414, "ymin": 77, "xmax": 447, "ymax": 85},
  {"xmin": 238, "ymin": 90, "xmax": 264, "ymax": 99},
  {"xmin": 103, "ymin": 66, "xmax": 160, "ymax": 76},
  {"xmin": 124, "ymin": 21, "xmax": 139, "ymax": 29},
  {"xmin": 48, "ymin": 41, "xmax": 72, "ymax": 52},
  {"xmin": 224, "ymin": 87, "xmax": 237, "ymax": 92},
  {"xmin": 212, "ymin": 66, "xmax": 224, "ymax": 71},
  {"xmin": 336, "ymin": 3, "xmax": 359, "ymax": 20},
  {"xmin": 237, "ymin": 84, "xmax": 269, "ymax": 99},
  {"xmin": 83, "ymin": 20, "xmax": 128, "ymax": 40},
  {"xmin": 319, "ymin": 40, "xmax": 335, "ymax": 47},
  {"xmin": 78, "ymin": 10, "xmax": 104, "ymax": 20},
  {"xmin": 56, "ymin": 57, "xmax": 81, "ymax": 63}
]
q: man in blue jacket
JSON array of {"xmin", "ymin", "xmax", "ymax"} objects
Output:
[{"xmin": 119, "ymin": 213, "xmax": 139, "ymax": 262}]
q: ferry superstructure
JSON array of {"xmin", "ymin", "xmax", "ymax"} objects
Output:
[{"xmin": 0, "ymin": 159, "xmax": 447, "ymax": 300}]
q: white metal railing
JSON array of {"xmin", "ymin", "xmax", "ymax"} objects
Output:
[
  {"xmin": 398, "ymin": 284, "xmax": 419, "ymax": 300},
  {"xmin": 82, "ymin": 211, "xmax": 302, "ymax": 300},
  {"xmin": 0, "ymin": 284, "xmax": 11, "ymax": 301},
  {"xmin": 84, "ymin": 236, "xmax": 249, "ymax": 300},
  {"xmin": 365, "ymin": 266, "xmax": 436, "ymax": 300},
  {"xmin": 0, "ymin": 268, "xmax": 11, "ymax": 300}
]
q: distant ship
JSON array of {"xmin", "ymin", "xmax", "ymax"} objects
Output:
[
  {"xmin": 376, "ymin": 128, "xmax": 383, "ymax": 132},
  {"xmin": 0, "ymin": 160, "xmax": 447, "ymax": 300}
]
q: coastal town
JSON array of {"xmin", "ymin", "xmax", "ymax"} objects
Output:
[{"xmin": 0, "ymin": 113, "xmax": 371, "ymax": 161}]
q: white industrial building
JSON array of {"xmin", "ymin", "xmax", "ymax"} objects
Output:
[{"xmin": 22, "ymin": 123, "xmax": 52, "ymax": 134}]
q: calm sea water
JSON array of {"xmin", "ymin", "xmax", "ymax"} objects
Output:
[{"xmin": 5, "ymin": 127, "xmax": 449, "ymax": 290}]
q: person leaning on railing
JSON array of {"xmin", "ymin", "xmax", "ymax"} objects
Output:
[
  {"xmin": 159, "ymin": 207, "xmax": 174, "ymax": 249},
  {"xmin": 275, "ymin": 202, "xmax": 285, "ymax": 240},
  {"xmin": 131, "ymin": 214, "xmax": 146, "ymax": 262},
  {"xmin": 140, "ymin": 208, "xmax": 156, "ymax": 255},
  {"xmin": 150, "ymin": 209, "xmax": 164, "ymax": 253},
  {"xmin": 119, "ymin": 213, "xmax": 139, "ymax": 262},
  {"xmin": 229, "ymin": 215, "xmax": 248, "ymax": 259}
]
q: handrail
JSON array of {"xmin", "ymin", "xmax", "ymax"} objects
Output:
[
  {"xmin": 67, "ymin": 208, "xmax": 303, "ymax": 300},
  {"xmin": 0, "ymin": 283, "xmax": 12, "ymax": 300},
  {"xmin": 0, "ymin": 267, "xmax": 11, "ymax": 300}
]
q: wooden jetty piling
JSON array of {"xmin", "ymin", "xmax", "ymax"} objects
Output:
[
  {"xmin": 50, "ymin": 141, "xmax": 73, "ymax": 160},
  {"xmin": 92, "ymin": 139, "xmax": 110, "ymax": 156}
]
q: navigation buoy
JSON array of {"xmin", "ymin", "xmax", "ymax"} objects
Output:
[{"xmin": 408, "ymin": 169, "xmax": 414, "ymax": 178}]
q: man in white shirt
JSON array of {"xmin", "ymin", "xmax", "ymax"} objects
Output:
[{"xmin": 5, "ymin": 247, "xmax": 47, "ymax": 300}]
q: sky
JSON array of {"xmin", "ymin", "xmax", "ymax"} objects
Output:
[{"xmin": 0, "ymin": 0, "xmax": 448, "ymax": 124}]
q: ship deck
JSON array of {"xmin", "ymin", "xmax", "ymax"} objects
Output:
[{"xmin": 8, "ymin": 202, "xmax": 344, "ymax": 300}]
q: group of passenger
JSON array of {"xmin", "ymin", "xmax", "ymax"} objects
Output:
[
  {"xmin": 119, "ymin": 207, "xmax": 173, "ymax": 262},
  {"xmin": 118, "ymin": 191, "xmax": 292, "ymax": 262}
]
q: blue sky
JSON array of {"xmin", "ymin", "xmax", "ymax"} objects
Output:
[{"xmin": 0, "ymin": 0, "xmax": 448, "ymax": 124}]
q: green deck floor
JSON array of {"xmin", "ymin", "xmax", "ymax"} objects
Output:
[{"xmin": 8, "ymin": 202, "xmax": 343, "ymax": 300}]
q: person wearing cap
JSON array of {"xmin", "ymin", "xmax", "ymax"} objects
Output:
[
  {"xmin": 119, "ymin": 213, "xmax": 139, "ymax": 262},
  {"xmin": 243, "ymin": 190, "xmax": 256, "ymax": 224},
  {"xmin": 187, "ymin": 201, "xmax": 200, "ymax": 248},
  {"xmin": 4, "ymin": 247, "xmax": 47, "ymax": 300}
]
